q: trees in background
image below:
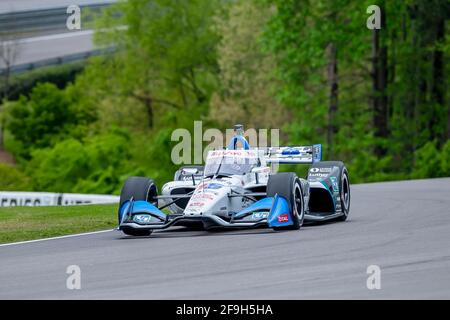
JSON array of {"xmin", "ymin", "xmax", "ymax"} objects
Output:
[
  {"xmin": 4, "ymin": 83, "xmax": 96, "ymax": 158},
  {"xmin": 2, "ymin": 0, "xmax": 225, "ymax": 191},
  {"xmin": 209, "ymin": 0, "xmax": 289, "ymax": 130},
  {"xmin": 0, "ymin": 34, "xmax": 19, "ymax": 150},
  {"xmin": 263, "ymin": 0, "xmax": 449, "ymax": 181},
  {"xmin": 0, "ymin": 0, "xmax": 448, "ymax": 192},
  {"xmin": 27, "ymin": 130, "xmax": 136, "ymax": 194},
  {"xmin": 262, "ymin": 0, "xmax": 376, "ymax": 179},
  {"xmin": 370, "ymin": 1, "xmax": 388, "ymax": 157},
  {"xmin": 88, "ymin": 0, "xmax": 221, "ymax": 129},
  {"xmin": 0, "ymin": 35, "xmax": 19, "ymax": 100}
]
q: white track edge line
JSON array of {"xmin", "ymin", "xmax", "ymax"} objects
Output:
[{"xmin": 0, "ymin": 229, "xmax": 115, "ymax": 247}]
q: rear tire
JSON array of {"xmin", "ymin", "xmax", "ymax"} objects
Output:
[{"xmin": 267, "ymin": 172, "xmax": 304, "ymax": 230}]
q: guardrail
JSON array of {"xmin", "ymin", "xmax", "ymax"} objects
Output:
[
  {"xmin": 0, "ymin": 2, "xmax": 119, "ymax": 74},
  {"xmin": 0, "ymin": 2, "xmax": 116, "ymax": 39},
  {"xmin": 0, "ymin": 191, "xmax": 119, "ymax": 207},
  {"xmin": 0, "ymin": 46, "xmax": 116, "ymax": 75}
]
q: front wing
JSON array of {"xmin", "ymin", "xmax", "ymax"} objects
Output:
[{"xmin": 118, "ymin": 195, "xmax": 295, "ymax": 232}]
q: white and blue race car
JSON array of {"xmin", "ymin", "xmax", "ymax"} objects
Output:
[{"xmin": 118, "ymin": 125, "xmax": 350, "ymax": 236}]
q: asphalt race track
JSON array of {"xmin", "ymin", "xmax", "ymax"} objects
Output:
[{"xmin": 1, "ymin": 178, "xmax": 449, "ymax": 299}]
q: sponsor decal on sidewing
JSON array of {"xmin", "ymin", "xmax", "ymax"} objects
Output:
[
  {"xmin": 133, "ymin": 214, "xmax": 152, "ymax": 223},
  {"xmin": 309, "ymin": 173, "xmax": 329, "ymax": 178},
  {"xmin": 309, "ymin": 167, "xmax": 332, "ymax": 173},
  {"xmin": 252, "ymin": 212, "xmax": 268, "ymax": 220},
  {"xmin": 330, "ymin": 176, "xmax": 339, "ymax": 192},
  {"xmin": 277, "ymin": 214, "xmax": 289, "ymax": 222}
]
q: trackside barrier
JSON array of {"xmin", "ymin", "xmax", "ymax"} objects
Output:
[
  {"xmin": 0, "ymin": 46, "xmax": 117, "ymax": 75},
  {"xmin": 0, "ymin": 191, "xmax": 119, "ymax": 207},
  {"xmin": 0, "ymin": 2, "xmax": 117, "ymax": 38}
]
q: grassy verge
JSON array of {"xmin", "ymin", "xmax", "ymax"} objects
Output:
[{"xmin": 0, "ymin": 204, "xmax": 117, "ymax": 244}]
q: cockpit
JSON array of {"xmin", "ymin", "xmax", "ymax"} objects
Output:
[{"xmin": 204, "ymin": 150, "xmax": 259, "ymax": 177}]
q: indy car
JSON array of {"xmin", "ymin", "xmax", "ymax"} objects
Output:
[{"xmin": 118, "ymin": 125, "xmax": 350, "ymax": 236}]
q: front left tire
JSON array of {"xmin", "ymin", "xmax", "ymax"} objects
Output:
[
  {"xmin": 121, "ymin": 227, "xmax": 152, "ymax": 237},
  {"xmin": 118, "ymin": 176, "xmax": 157, "ymax": 236}
]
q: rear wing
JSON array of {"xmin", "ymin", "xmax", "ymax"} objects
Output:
[{"xmin": 264, "ymin": 144, "xmax": 322, "ymax": 164}]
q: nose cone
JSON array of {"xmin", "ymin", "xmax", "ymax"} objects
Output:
[{"xmin": 184, "ymin": 181, "xmax": 228, "ymax": 215}]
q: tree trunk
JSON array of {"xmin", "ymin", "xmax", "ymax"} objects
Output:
[
  {"xmin": 132, "ymin": 92, "xmax": 154, "ymax": 128},
  {"xmin": 371, "ymin": 4, "xmax": 389, "ymax": 156},
  {"xmin": 431, "ymin": 17, "xmax": 445, "ymax": 144},
  {"xmin": 327, "ymin": 43, "xmax": 338, "ymax": 159},
  {"xmin": 0, "ymin": 67, "xmax": 6, "ymax": 148},
  {"xmin": 145, "ymin": 97, "xmax": 153, "ymax": 129},
  {"xmin": 448, "ymin": 103, "xmax": 450, "ymax": 141},
  {"xmin": 448, "ymin": 96, "xmax": 450, "ymax": 140}
]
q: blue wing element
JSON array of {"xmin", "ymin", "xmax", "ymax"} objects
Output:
[
  {"xmin": 119, "ymin": 200, "xmax": 166, "ymax": 224},
  {"xmin": 234, "ymin": 195, "xmax": 294, "ymax": 227},
  {"xmin": 234, "ymin": 197, "xmax": 274, "ymax": 219},
  {"xmin": 267, "ymin": 194, "xmax": 293, "ymax": 227}
]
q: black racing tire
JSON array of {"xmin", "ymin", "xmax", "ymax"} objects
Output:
[
  {"xmin": 267, "ymin": 172, "xmax": 304, "ymax": 230},
  {"xmin": 336, "ymin": 167, "xmax": 350, "ymax": 221},
  {"xmin": 118, "ymin": 177, "xmax": 158, "ymax": 235},
  {"xmin": 119, "ymin": 176, "xmax": 158, "ymax": 208},
  {"xmin": 121, "ymin": 227, "xmax": 152, "ymax": 237}
]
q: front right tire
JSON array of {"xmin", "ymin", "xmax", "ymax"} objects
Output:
[{"xmin": 267, "ymin": 172, "xmax": 304, "ymax": 230}]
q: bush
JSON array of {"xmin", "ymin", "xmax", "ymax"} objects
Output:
[
  {"xmin": 440, "ymin": 141, "xmax": 450, "ymax": 176},
  {"xmin": 412, "ymin": 140, "xmax": 450, "ymax": 179},
  {"xmin": 27, "ymin": 130, "xmax": 133, "ymax": 194},
  {"xmin": 0, "ymin": 163, "xmax": 31, "ymax": 191},
  {"xmin": 1, "ymin": 62, "xmax": 84, "ymax": 101},
  {"xmin": 5, "ymin": 82, "xmax": 96, "ymax": 158}
]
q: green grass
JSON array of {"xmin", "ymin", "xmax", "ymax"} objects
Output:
[{"xmin": 0, "ymin": 204, "xmax": 117, "ymax": 244}]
